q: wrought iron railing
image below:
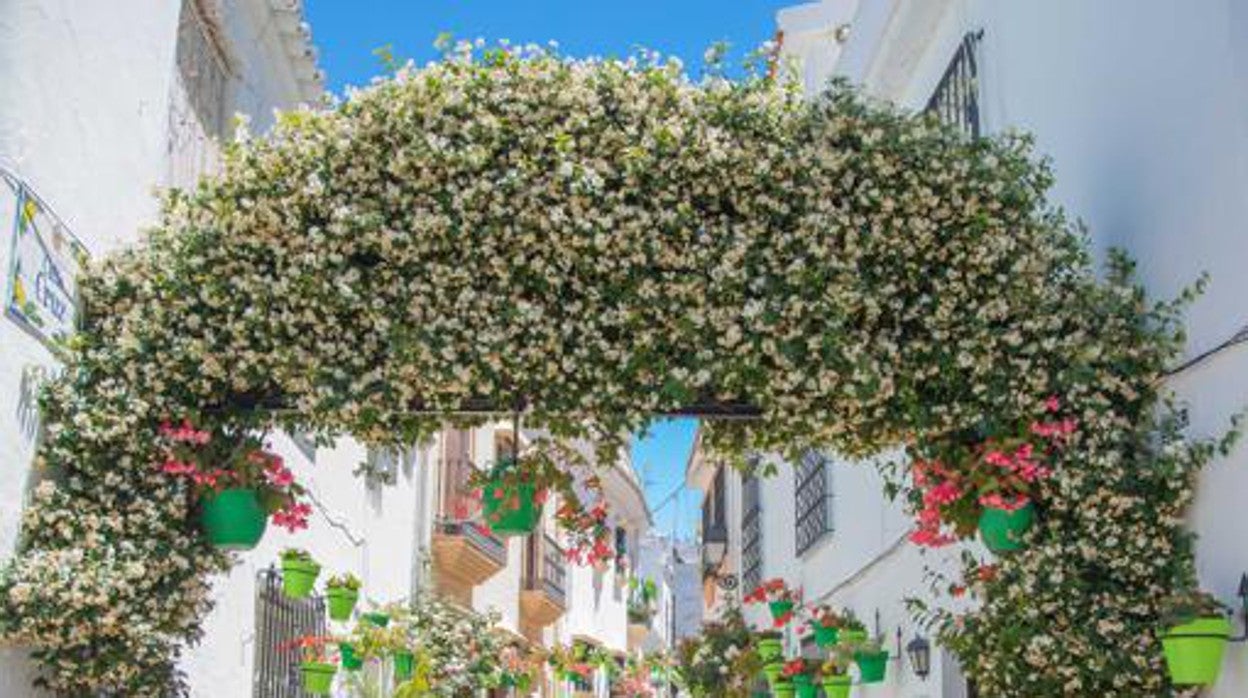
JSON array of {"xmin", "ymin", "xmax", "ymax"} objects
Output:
[
  {"xmin": 252, "ymin": 567, "xmax": 327, "ymax": 698},
  {"xmin": 794, "ymin": 451, "xmax": 833, "ymax": 555},
  {"xmin": 925, "ymin": 30, "xmax": 984, "ymax": 138},
  {"xmin": 436, "ymin": 455, "xmax": 506, "ymax": 565}
]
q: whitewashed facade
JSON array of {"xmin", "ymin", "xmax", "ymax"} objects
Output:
[{"xmin": 687, "ymin": 0, "xmax": 1248, "ymax": 696}]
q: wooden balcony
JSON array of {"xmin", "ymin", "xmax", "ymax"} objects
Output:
[
  {"xmin": 520, "ymin": 533, "xmax": 567, "ymax": 631},
  {"xmin": 432, "ymin": 450, "xmax": 507, "ymax": 600}
]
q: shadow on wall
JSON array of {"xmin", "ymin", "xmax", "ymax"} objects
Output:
[{"xmin": 0, "ymin": 648, "xmax": 37, "ymax": 697}]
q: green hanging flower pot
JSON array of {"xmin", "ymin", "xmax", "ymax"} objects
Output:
[
  {"xmin": 301, "ymin": 661, "xmax": 337, "ymax": 695},
  {"xmin": 281, "ymin": 556, "xmax": 321, "ymax": 599},
  {"xmin": 482, "ymin": 481, "xmax": 541, "ymax": 536},
  {"xmin": 339, "ymin": 643, "xmax": 363, "ymax": 671},
  {"xmin": 771, "ymin": 679, "xmax": 795, "ymax": 698},
  {"xmin": 768, "ymin": 600, "xmax": 795, "ymax": 623},
  {"xmin": 762, "ymin": 662, "xmax": 785, "ymax": 685},
  {"xmin": 978, "ymin": 502, "xmax": 1035, "ymax": 553},
  {"xmin": 362, "ymin": 611, "xmax": 391, "ymax": 627},
  {"xmin": 325, "ymin": 586, "xmax": 359, "ymax": 622},
  {"xmin": 813, "ymin": 624, "xmax": 839, "ymax": 648},
  {"xmin": 199, "ymin": 488, "xmax": 267, "ymax": 550},
  {"xmin": 793, "ymin": 673, "xmax": 818, "ymax": 698},
  {"xmin": 393, "ymin": 649, "xmax": 415, "ymax": 681},
  {"xmin": 1160, "ymin": 616, "xmax": 1230, "ymax": 686},
  {"xmin": 757, "ymin": 637, "xmax": 784, "ymax": 663},
  {"xmin": 854, "ymin": 650, "xmax": 888, "ymax": 684},
  {"xmin": 821, "ymin": 674, "xmax": 852, "ymax": 698}
]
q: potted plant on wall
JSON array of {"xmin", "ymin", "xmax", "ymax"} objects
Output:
[
  {"xmin": 325, "ymin": 573, "xmax": 361, "ymax": 622},
  {"xmin": 280, "ymin": 548, "xmax": 321, "ymax": 599},
  {"xmin": 818, "ymin": 653, "xmax": 853, "ymax": 698},
  {"xmin": 785, "ymin": 659, "xmax": 820, "ymax": 698},
  {"xmin": 745, "ymin": 579, "xmax": 801, "ymax": 626},
  {"xmin": 1157, "ymin": 590, "xmax": 1231, "ymax": 686},
  {"xmin": 292, "ymin": 636, "xmax": 338, "ymax": 695},
  {"xmin": 755, "ymin": 629, "xmax": 784, "ymax": 666},
  {"xmin": 156, "ymin": 420, "xmax": 312, "ymax": 550},
  {"xmin": 850, "ymin": 635, "xmax": 889, "ymax": 684},
  {"xmin": 804, "ymin": 605, "xmax": 859, "ymax": 649}
]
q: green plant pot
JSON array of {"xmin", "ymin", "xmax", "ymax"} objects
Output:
[
  {"xmin": 854, "ymin": 650, "xmax": 888, "ymax": 684},
  {"xmin": 978, "ymin": 502, "xmax": 1035, "ymax": 553},
  {"xmin": 763, "ymin": 662, "xmax": 785, "ymax": 685},
  {"xmin": 813, "ymin": 624, "xmax": 840, "ymax": 648},
  {"xmin": 199, "ymin": 488, "xmax": 267, "ymax": 550},
  {"xmin": 301, "ymin": 661, "xmax": 337, "ymax": 695},
  {"xmin": 839, "ymin": 629, "xmax": 867, "ymax": 646},
  {"xmin": 325, "ymin": 586, "xmax": 358, "ymax": 621},
  {"xmin": 393, "ymin": 649, "xmax": 414, "ymax": 681},
  {"xmin": 793, "ymin": 673, "xmax": 817, "ymax": 698},
  {"xmin": 339, "ymin": 643, "xmax": 363, "ymax": 671},
  {"xmin": 1161, "ymin": 616, "xmax": 1231, "ymax": 686},
  {"xmin": 363, "ymin": 611, "xmax": 390, "ymax": 627},
  {"xmin": 757, "ymin": 637, "xmax": 784, "ymax": 663},
  {"xmin": 768, "ymin": 600, "xmax": 795, "ymax": 623},
  {"xmin": 821, "ymin": 675, "xmax": 852, "ymax": 698},
  {"xmin": 772, "ymin": 680, "xmax": 795, "ymax": 698},
  {"xmin": 482, "ymin": 481, "xmax": 541, "ymax": 536},
  {"xmin": 281, "ymin": 558, "xmax": 321, "ymax": 599}
]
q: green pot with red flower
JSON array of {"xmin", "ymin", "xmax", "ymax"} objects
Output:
[
  {"xmin": 745, "ymin": 578, "xmax": 801, "ymax": 626},
  {"xmin": 978, "ymin": 495, "xmax": 1035, "ymax": 553},
  {"xmin": 478, "ymin": 455, "xmax": 546, "ymax": 536},
  {"xmin": 1158, "ymin": 592, "xmax": 1231, "ymax": 686},
  {"xmin": 199, "ymin": 488, "xmax": 269, "ymax": 550},
  {"xmin": 807, "ymin": 605, "xmax": 857, "ymax": 648},
  {"xmin": 325, "ymin": 573, "xmax": 361, "ymax": 621},
  {"xmin": 280, "ymin": 548, "xmax": 321, "ymax": 599},
  {"xmin": 787, "ymin": 660, "xmax": 820, "ymax": 698},
  {"xmin": 294, "ymin": 636, "xmax": 338, "ymax": 695}
]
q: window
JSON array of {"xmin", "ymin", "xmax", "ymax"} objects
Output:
[
  {"xmin": 741, "ymin": 472, "xmax": 762, "ymax": 591},
  {"xmin": 925, "ymin": 31, "xmax": 983, "ymax": 138},
  {"xmin": 794, "ymin": 451, "xmax": 833, "ymax": 555},
  {"xmin": 252, "ymin": 567, "xmax": 327, "ymax": 697},
  {"xmin": 168, "ymin": 0, "xmax": 231, "ymax": 188}
]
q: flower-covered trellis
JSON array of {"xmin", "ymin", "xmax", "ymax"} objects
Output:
[{"xmin": 0, "ymin": 41, "xmax": 1234, "ymax": 696}]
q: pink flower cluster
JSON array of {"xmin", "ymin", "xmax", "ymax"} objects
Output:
[
  {"xmin": 159, "ymin": 420, "xmax": 211, "ymax": 445},
  {"xmin": 272, "ymin": 502, "xmax": 312, "ymax": 533},
  {"xmin": 909, "ymin": 460, "xmax": 960, "ymax": 548}
]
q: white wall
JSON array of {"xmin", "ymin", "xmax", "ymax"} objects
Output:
[{"xmin": 780, "ymin": 0, "xmax": 1248, "ymax": 695}]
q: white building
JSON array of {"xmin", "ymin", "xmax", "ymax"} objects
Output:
[
  {"xmin": 0, "ymin": 2, "xmax": 657, "ymax": 697},
  {"xmin": 688, "ymin": 0, "xmax": 1248, "ymax": 696}
]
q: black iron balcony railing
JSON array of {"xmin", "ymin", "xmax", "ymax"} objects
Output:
[
  {"xmin": 437, "ymin": 456, "xmax": 506, "ymax": 567},
  {"xmin": 524, "ymin": 533, "xmax": 567, "ymax": 606}
]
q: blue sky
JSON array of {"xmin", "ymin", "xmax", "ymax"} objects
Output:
[
  {"xmin": 305, "ymin": 0, "xmax": 792, "ymax": 93},
  {"xmin": 303, "ymin": 1, "xmax": 778, "ymax": 536}
]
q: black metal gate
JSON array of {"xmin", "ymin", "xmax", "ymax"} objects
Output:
[{"xmin": 252, "ymin": 567, "xmax": 328, "ymax": 698}]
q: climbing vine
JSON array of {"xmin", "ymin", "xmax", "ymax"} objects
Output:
[{"xmin": 0, "ymin": 41, "xmax": 1230, "ymax": 696}]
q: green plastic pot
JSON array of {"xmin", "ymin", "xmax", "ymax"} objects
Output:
[
  {"xmin": 301, "ymin": 661, "xmax": 337, "ymax": 695},
  {"xmin": 199, "ymin": 488, "xmax": 267, "ymax": 550},
  {"xmin": 854, "ymin": 650, "xmax": 888, "ymax": 684},
  {"xmin": 768, "ymin": 600, "xmax": 795, "ymax": 623},
  {"xmin": 1161, "ymin": 616, "xmax": 1230, "ymax": 686},
  {"xmin": 762, "ymin": 662, "xmax": 785, "ymax": 685},
  {"xmin": 393, "ymin": 649, "xmax": 415, "ymax": 681},
  {"xmin": 813, "ymin": 624, "xmax": 840, "ymax": 648},
  {"xmin": 281, "ymin": 558, "xmax": 321, "ymax": 599},
  {"xmin": 978, "ymin": 502, "xmax": 1035, "ymax": 553},
  {"xmin": 757, "ymin": 637, "xmax": 784, "ymax": 663},
  {"xmin": 772, "ymin": 680, "xmax": 795, "ymax": 698},
  {"xmin": 326, "ymin": 586, "xmax": 358, "ymax": 621},
  {"xmin": 821, "ymin": 675, "xmax": 852, "ymax": 698},
  {"xmin": 482, "ymin": 481, "xmax": 541, "ymax": 536},
  {"xmin": 839, "ymin": 629, "xmax": 867, "ymax": 646},
  {"xmin": 793, "ymin": 673, "xmax": 817, "ymax": 698},
  {"xmin": 363, "ymin": 611, "xmax": 391, "ymax": 627},
  {"xmin": 339, "ymin": 643, "xmax": 363, "ymax": 671}
]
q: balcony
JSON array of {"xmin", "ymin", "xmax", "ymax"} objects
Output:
[
  {"xmin": 520, "ymin": 533, "xmax": 567, "ymax": 630},
  {"xmin": 432, "ymin": 456, "xmax": 507, "ymax": 598}
]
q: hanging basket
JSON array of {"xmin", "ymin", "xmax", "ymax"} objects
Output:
[
  {"xmin": 978, "ymin": 502, "xmax": 1035, "ymax": 553},
  {"xmin": 757, "ymin": 637, "xmax": 784, "ymax": 663},
  {"xmin": 300, "ymin": 661, "xmax": 337, "ymax": 695},
  {"xmin": 281, "ymin": 558, "xmax": 321, "ymax": 599},
  {"xmin": 1160, "ymin": 616, "xmax": 1231, "ymax": 686},
  {"xmin": 821, "ymin": 675, "xmax": 852, "ymax": 698},
  {"xmin": 393, "ymin": 649, "xmax": 415, "ymax": 681},
  {"xmin": 813, "ymin": 624, "xmax": 840, "ymax": 648},
  {"xmin": 854, "ymin": 650, "xmax": 888, "ymax": 684},
  {"xmin": 198, "ymin": 488, "xmax": 267, "ymax": 550},
  {"xmin": 767, "ymin": 600, "xmax": 795, "ymax": 623},
  {"xmin": 482, "ymin": 481, "xmax": 541, "ymax": 536},
  {"xmin": 339, "ymin": 643, "xmax": 363, "ymax": 671},
  {"xmin": 325, "ymin": 586, "xmax": 358, "ymax": 622}
]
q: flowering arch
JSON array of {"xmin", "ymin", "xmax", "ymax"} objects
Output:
[{"xmin": 0, "ymin": 45, "xmax": 1226, "ymax": 696}]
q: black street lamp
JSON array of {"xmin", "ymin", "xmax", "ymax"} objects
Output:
[{"xmin": 906, "ymin": 636, "xmax": 932, "ymax": 680}]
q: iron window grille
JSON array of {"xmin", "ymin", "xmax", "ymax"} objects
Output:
[
  {"xmin": 794, "ymin": 451, "xmax": 833, "ymax": 556},
  {"xmin": 741, "ymin": 473, "xmax": 762, "ymax": 592},
  {"xmin": 252, "ymin": 567, "xmax": 327, "ymax": 698},
  {"xmin": 925, "ymin": 30, "xmax": 983, "ymax": 138}
]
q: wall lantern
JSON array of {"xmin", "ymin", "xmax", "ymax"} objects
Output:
[{"xmin": 906, "ymin": 636, "xmax": 932, "ymax": 680}]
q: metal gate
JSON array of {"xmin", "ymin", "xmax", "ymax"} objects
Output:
[{"xmin": 252, "ymin": 567, "xmax": 328, "ymax": 697}]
